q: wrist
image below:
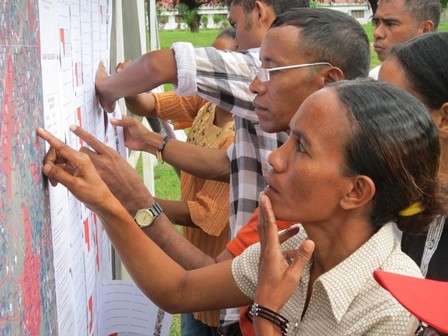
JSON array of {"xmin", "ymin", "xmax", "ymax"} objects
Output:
[
  {"xmin": 156, "ymin": 135, "xmax": 171, "ymax": 161},
  {"xmin": 142, "ymin": 133, "xmax": 164, "ymax": 154},
  {"xmin": 247, "ymin": 303, "xmax": 289, "ymax": 336}
]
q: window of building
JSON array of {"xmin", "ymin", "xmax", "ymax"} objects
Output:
[{"xmin": 351, "ymin": 10, "xmax": 365, "ymax": 18}]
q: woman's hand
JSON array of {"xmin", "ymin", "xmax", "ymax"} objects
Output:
[
  {"xmin": 110, "ymin": 115, "xmax": 163, "ymax": 154},
  {"xmin": 37, "ymin": 127, "xmax": 116, "ymax": 213},
  {"xmin": 255, "ymin": 191, "xmax": 315, "ymax": 312}
]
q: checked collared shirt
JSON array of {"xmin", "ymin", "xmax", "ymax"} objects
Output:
[{"xmin": 172, "ymin": 42, "xmax": 287, "ymax": 239}]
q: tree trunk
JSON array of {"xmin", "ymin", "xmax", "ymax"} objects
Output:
[
  {"xmin": 368, "ymin": 0, "xmax": 378, "ymax": 16},
  {"xmin": 189, "ymin": 15, "xmax": 200, "ymax": 32}
]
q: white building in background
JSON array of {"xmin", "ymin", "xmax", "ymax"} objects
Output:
[
  {"xmin": 156, "ymin": 1, "xmax": 373, "ymax": 30},
  {"xmin": 157, "ymin": 6, "xmax": 229, "ymax": 30},
  {"xmin": 322, "ymin": 1, "xmax": 373, "ymax": 24}
]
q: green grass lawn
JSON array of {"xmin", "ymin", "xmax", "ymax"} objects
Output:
[{"xmin": 159, "ymin": 22, "xmax": 448, "ymax": 71}]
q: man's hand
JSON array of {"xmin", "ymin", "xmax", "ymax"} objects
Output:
[
  {"xmin": 95, "ymin": 61, "xmax": 117, "ymax": 113},
  {"xmin": 111, "ymin": 115, "xmax": 163, "ymax": 154},
  {"xmin": 70, "ymin": 124, "xmax": 154, "ymax": 216}
]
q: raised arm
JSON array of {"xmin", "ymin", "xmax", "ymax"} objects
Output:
[
  {"xmin": 36, "ymin": 127, "xmax": 249, "ymax": 313},
  {"xmin": 95, "ymin": 44, "xmax": 258, "ymax": 120},
  {"xmin": 123, "ymin": 92, "xmax": 157, "ymax": 118},
  {"xmin": 111, "ymin": 115, "xmax": 230, "ymax": 181},
  {"xmin": 95, "ymin": 49, "xmax": 177, "ymax": 113},
  {"xmin": 115, "ymin": 60, "xmax": 158, "ymax": 118},
  {"xmin": 57, "ymin": 125, "xmax": 218, "ymax": 269},
  {"xmin": 253, "ymin": 193, "xmax": 314, "ymax": 336}
]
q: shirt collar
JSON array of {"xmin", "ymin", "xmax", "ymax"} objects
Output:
[{"xmin": 317, "ymin": 223, "xmax": 396, "ymax": 322}]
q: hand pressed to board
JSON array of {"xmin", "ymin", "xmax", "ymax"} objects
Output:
[{"xmin": 95, "ymin": 61, "xmax": 117, "ymax": 113}]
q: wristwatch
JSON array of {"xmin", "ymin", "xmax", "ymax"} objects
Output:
[{"xmin": 133, "ymin": 202, "xmax": 163, "ymax": 228}]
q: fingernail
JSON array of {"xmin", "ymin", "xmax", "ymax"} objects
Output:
[
  {"xmin": 70, "ymin": 125, "xmax": 77, "ymax": 131},
  {"xmin": 42, "ymin": 164, "xmax": 51, "ymax": 174}
]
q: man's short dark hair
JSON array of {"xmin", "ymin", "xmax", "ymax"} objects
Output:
[
  {"xmin": 378, "ymin": 0, "xmax": 441, "ymax": 29},
  {"xmin": 271, "ymin": 8, "xmax": 370, "ymax": 79}
]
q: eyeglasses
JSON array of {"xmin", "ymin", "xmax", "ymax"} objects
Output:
[
  {"xmin": 250, "ymin": 62, "xmax": 333, "ymax": 82},
  {"xmin": 415, "ymin": 321, "xmax": 446, "ymax": 336}
]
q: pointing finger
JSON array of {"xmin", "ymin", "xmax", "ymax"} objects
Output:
[{"xmin": 69, "ymin": 124, "xmax": 106, "ymax": 155}]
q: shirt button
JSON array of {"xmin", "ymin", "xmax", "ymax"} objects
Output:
[{"xmin": 425, "ymin": 240, "xmax": 435, "ymax": 249}]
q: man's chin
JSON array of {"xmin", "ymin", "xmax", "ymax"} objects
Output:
[
  {"xmin": 258, "ymin": 119, "xmax": 286, "ymax": 134},
  {"xmin": 377, "ymin": 51, "xmax": 388, "ymax": 62}
]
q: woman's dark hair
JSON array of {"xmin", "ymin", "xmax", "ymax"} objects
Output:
[
  {"xmin": 331, "ymin": 79, "xmax": 446, "ymax": 234},
  {"xmin": 388, "ymin": 32, "xmax": 448, "ymax": 111}
]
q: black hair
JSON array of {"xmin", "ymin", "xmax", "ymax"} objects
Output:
[
  {"xmin": 271, "ymin": 8, "xmax": 370, "ymax": 79},
  {"xmin": 331, "ymin": 79, "xmax": 446, "ymax": 234},
  {"xmin": 389, "ymin": 32, "xmax": 448, "ymax": 111}
]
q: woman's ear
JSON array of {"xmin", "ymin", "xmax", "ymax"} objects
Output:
[
  {"xmin": 434, "ymin": 102, "xmax": 448, "ymax": 140},
  {"xmin": 340, "ymin": 175, "xmax": 376, "ymax": 211}
]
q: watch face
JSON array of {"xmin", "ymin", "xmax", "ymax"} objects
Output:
[{"xmin": 135, "ymin": 209, "xmax": 155, "ymax": 227}]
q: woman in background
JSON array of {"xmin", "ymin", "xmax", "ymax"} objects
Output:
[{"xmin": 379, "ymin": 32, "xmax": 448, "ymax": 281}]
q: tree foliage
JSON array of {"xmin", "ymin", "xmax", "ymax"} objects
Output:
[
  {"xmin": 178, "ymin": 3, "xmax": 200, "ymax": 32},
  {"xmin": 157, "ymin": 0, "xmax": 225, "ymax": 32}
]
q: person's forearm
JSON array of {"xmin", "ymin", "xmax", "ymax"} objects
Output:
[
  {"xmin": 142, "ymin": 213, "xmax": 216, "ymax": 270},
  {"xmin": 97, "ymin": 49, "xmax": 177, "ymax": 107},
  {"xmin": 90, "ymin": 196, "xmax": 190, "ymax": 304},
  {"xmin": 144, "ymin": 138, "xmax": 231, "ymax": 182},
  {"xmin": 124, "ymin": 92, "xmax": 157, "ymax": 118},
  {"xmin": 97, "ymin": 199, "xmax": 247, "ymax": 313},
  {"xmin": 155, "ymin": 198, "xmax": 197, "ymax": 228}
]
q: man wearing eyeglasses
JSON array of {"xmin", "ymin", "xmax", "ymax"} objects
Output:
[{"xmin": 91, "ymin": 7, "xmax": 370, "ymax": 335}]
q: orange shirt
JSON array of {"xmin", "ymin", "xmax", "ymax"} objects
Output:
[
  {"xmin": 155, "ymin": 92, "xmax": 234, "ymax": 326},
  {"xmin": 226, "ymin": 208, "xmax": 294, "ymax": 336},
  {"xmin": 227, "ymin": 208, "xmax": 293, "ymax": 256}
]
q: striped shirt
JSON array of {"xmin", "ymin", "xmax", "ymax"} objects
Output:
[
  {"xmin": 172, "ymin": 43, "xmax": 288, "ymax": 325},
  {"xmin": 172, "ymin": 42, "xmax": 288, "ymax": 238}
]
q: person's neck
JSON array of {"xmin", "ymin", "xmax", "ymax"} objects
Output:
[
  {"xmin": 438, "ymin": 145, "xmax": 448, "ymax": 177},
  {"xmin": 304, "ymin": 217, "xmax": 375, "ymax": 277},
  {"xmin": 214, "ymin": 106, "xmax": 233, "ymax": 128}
]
